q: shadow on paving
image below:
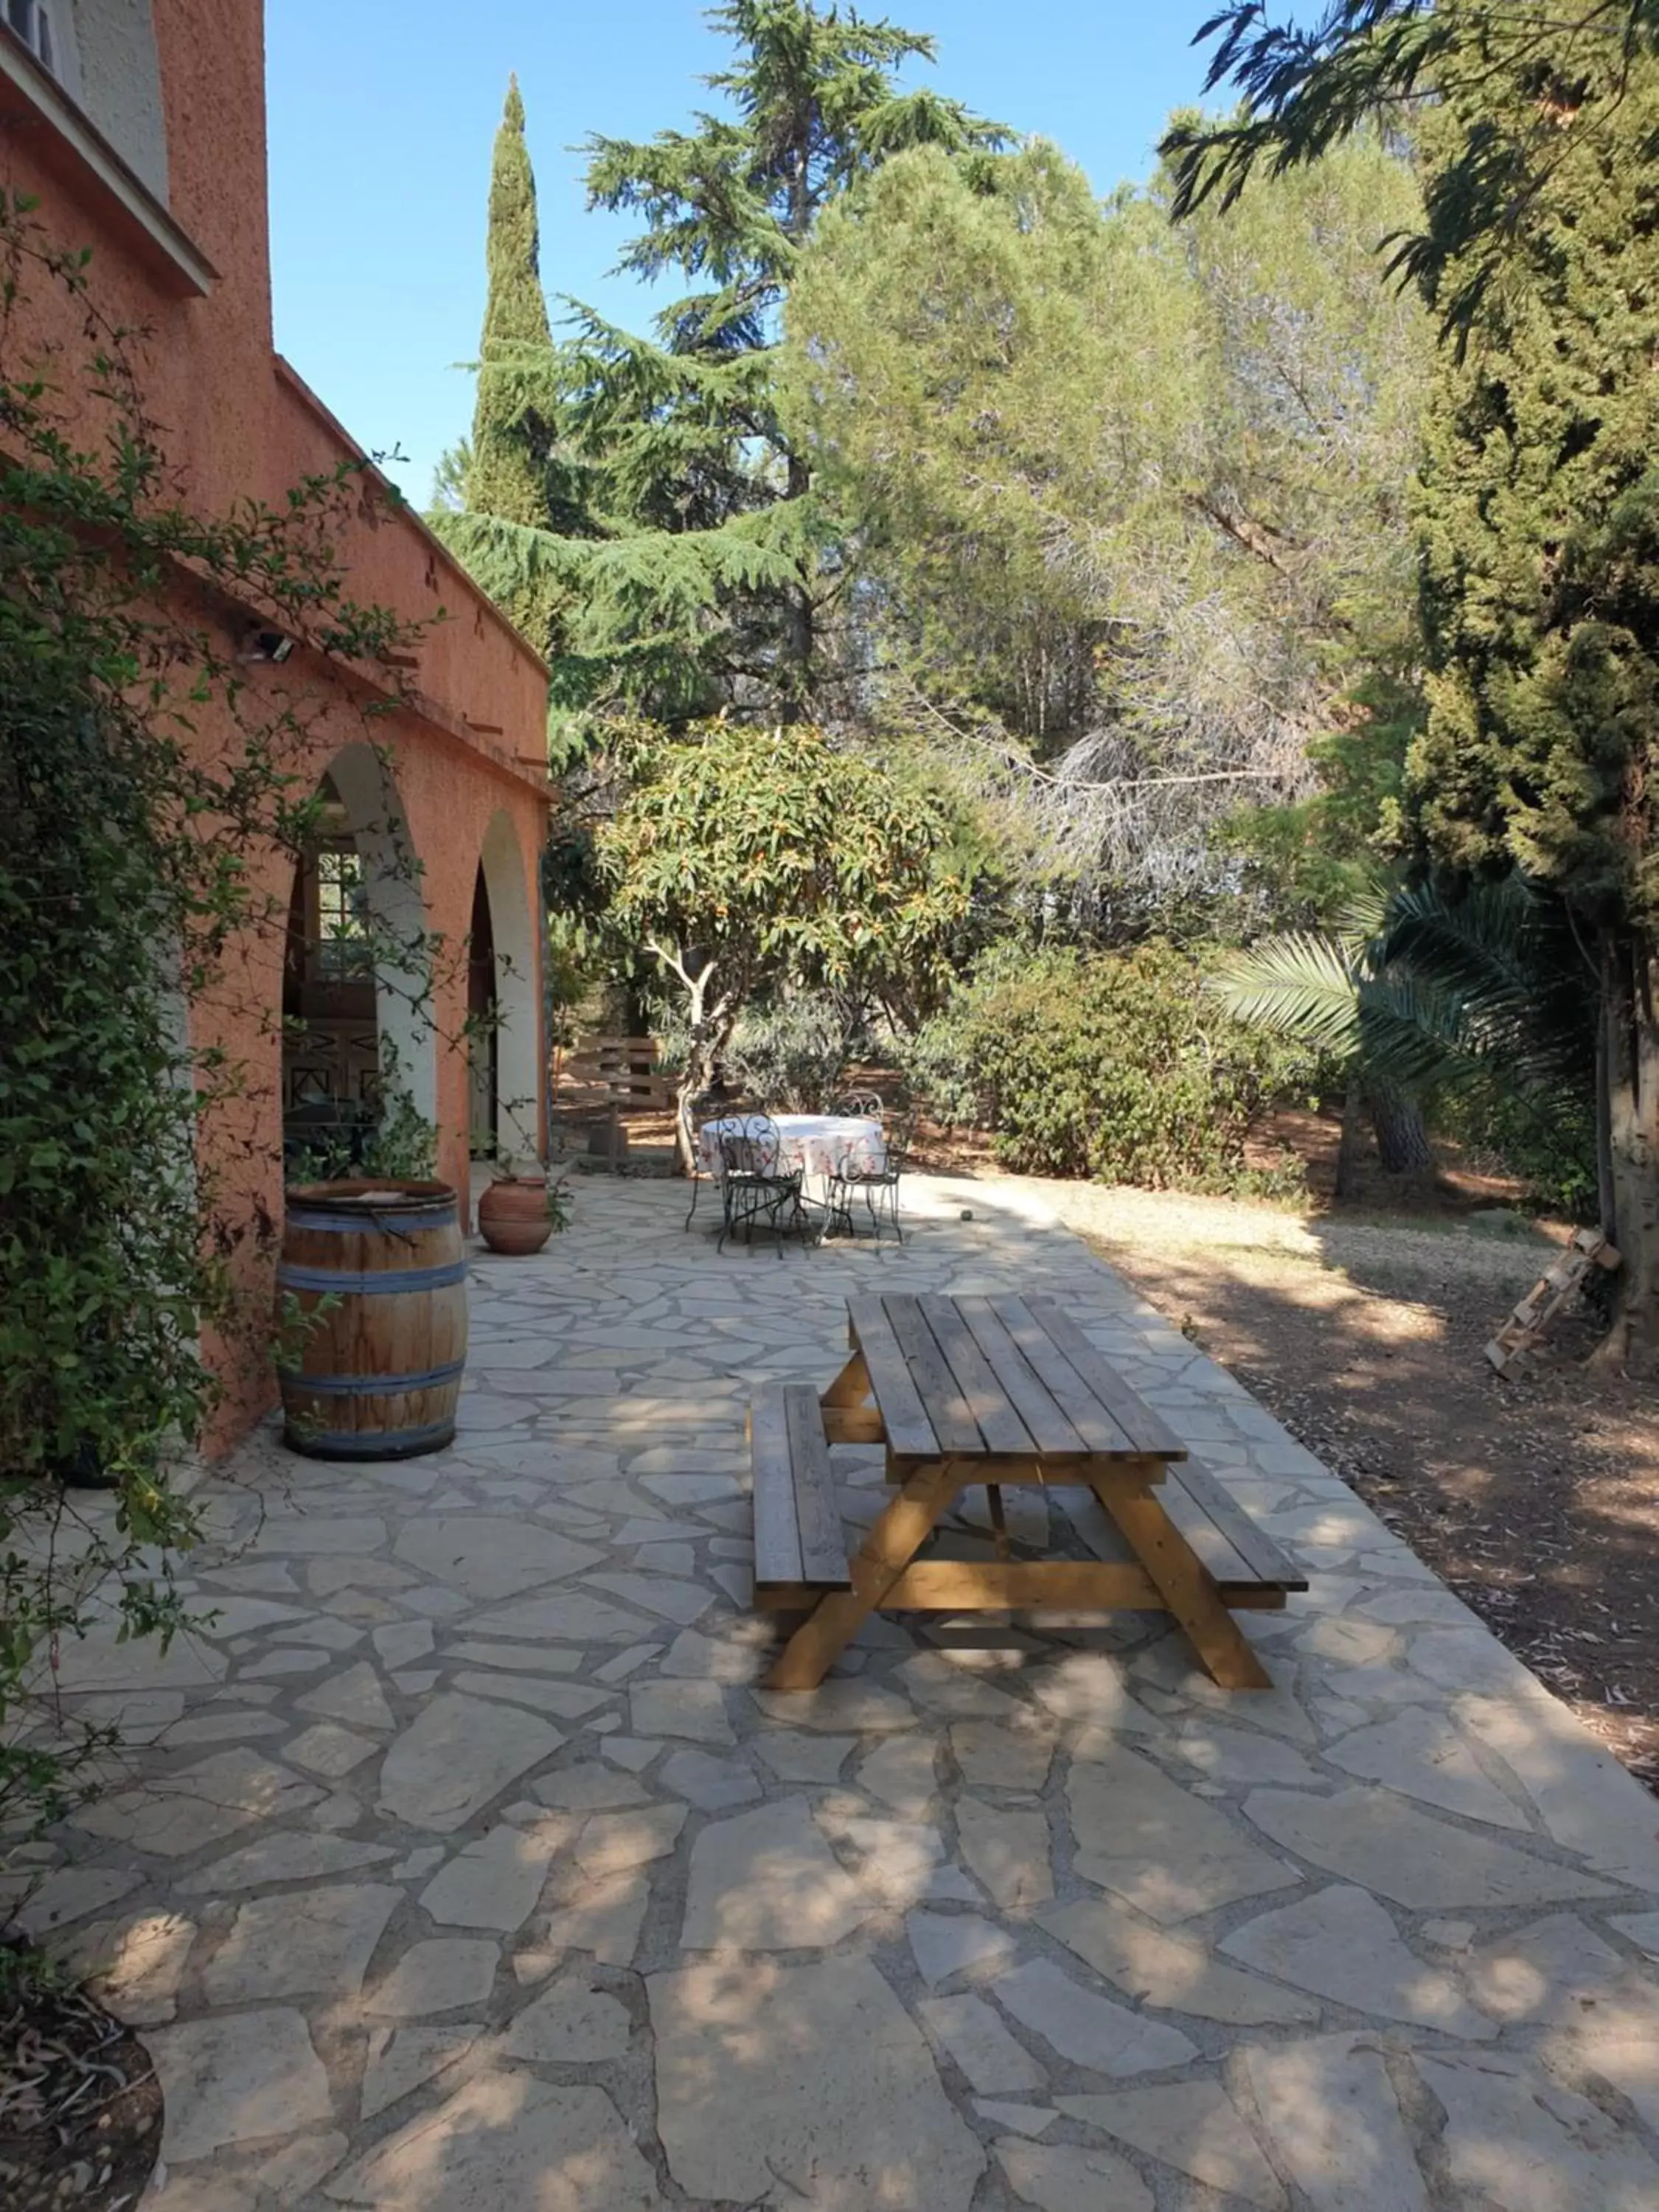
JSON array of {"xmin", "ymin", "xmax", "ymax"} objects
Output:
[{"xmin": 9, "ymin": 1170, "xmax": 1659, "ymax": 2210}]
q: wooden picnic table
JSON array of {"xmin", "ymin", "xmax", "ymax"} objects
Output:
[{"xmin": 751, "ymin": 1292, "xmax": 1304, "ymax": 1691}]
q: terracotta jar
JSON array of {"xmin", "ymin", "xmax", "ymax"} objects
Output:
[{"xmin": 477, "ymin": 1174, "xmax": 555, "ymax": 1256}]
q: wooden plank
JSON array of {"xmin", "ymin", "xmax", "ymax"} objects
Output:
[
  {"xmin": 761, "ymin": 1562, "xmax": 1287, "ymax": 1613},
  {"xmin": 882, "ymin": 1295, "xmax": 984, "ymax": 1455},
  {"xmin": 749, "ymin": 1388, "xmax": 802, "ymax": 1589},
  {"xmin": 821, "ymin": 1406, "xmax": 887, "ymax": 1444},
  {"xmin": 882, "ymin": 1454, "xmax": 1165, "ymax": 1489},
  {"xmin": 756, "ymin": 1583, "xmax": 808, "ymax": 1613},
  {"xmin": 881, "ymin": 1559, "xmax": 1164, "ymax": 1608},
  {"xmin": 1022, "ymin": 1298, "xmax": 1188, "ymax": 1459},
  {"xmin": 846, "ymin": 1298, "xmax": 940, "ymax": 1460},
  {"xmin": 1165, "ymin": 1458, "xmax": 1306, "ymax": 1590},
  {"xmin": 820, "ymin": 1344, "xmax": 881, "ymax": 1445},
  {"xmin": 986, "ymin": 1482, "xmax": 1011, "ymax": 1562},
  {"xmin": 821, "ymin": 1347, "xmax": 872, "ymax": 1409},
  {"xmin": 918, "ymin": 1296, "xmax": 1034, "ymax": 1455},
  {"xmin": 1483, "ymin": 1228, "xmax": 1621, "ymax": 1380},
  {"xmin": 563, "ymin": 1078, "xmax": 671, "ymax": 1107},
  {"xmin": 955, "ymin": 1296, "xmax": 1090, "ymax": 1456},
  {"xmin": 1095, "ymin": 1480, "xmax": 1272, "ymax": 1690},
  {"xmin": 1155, "ymin": 1481, "xmax": 1258, "ymax": 1590},
  {"xmin": 991, "ymin": 1298, "xmax": 1136, "ymax": 1456},
  {"xmin": 782, "ymin": 1385, "xmax": 848, "ymax": 1586},
  {"xmin": 756, "ymin": 1581, "xmax": 844, "ymax": 1612}
]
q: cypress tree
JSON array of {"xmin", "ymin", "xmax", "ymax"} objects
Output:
[
  {"xmin": 466, "ymin": 77, "xmax": 558, "ymax": 651},
  {"xmin": 1409, "ymin": 24, "xmax": 1659, "ymax": 1371}
]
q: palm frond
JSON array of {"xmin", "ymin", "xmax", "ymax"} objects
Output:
[
  {"xmin": 1353, "ymin": 971, "xmax": 1490, "ymax": 1093},
  {"xmin": 1328, "ymin": 875, "xmax": 1393, "ymax": 960},
  {"xmin": 1209, "ymin": 933, "xmax": 1363, "ymax": 1051},
  {"xmin": 1217, "ymin": 871, "xmax": 1596, "ymax": 1120},
  {"xmin": 1382, "ymin": 873, "xmax": 1537, "ymax": 1004}
]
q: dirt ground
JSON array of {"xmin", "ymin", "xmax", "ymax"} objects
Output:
[
  {"xmin": 1017, "ymin": 1172, "xmax": 1659, "ymax": 1795},
  {"xmin": 0, "ymin": 1969, "xmax": 160, "ymax": 2211}
]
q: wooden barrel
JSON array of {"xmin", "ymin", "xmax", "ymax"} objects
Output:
[{"xmin": 277, "ymin": 1180, "xmax": 467, "ymax": 1459}]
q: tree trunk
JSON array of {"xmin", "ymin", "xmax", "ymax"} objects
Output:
[
  {"xmin": 781, "ymin": 451, "xmax": 813, "ymax": 720},
  {"xmin": 1366, "ymin": 1085, "xmax": 1434, "ymax": 1175},
  {"xmin": 672, "ymin": 967, "xmax": 736, "ymax": 1178},
  {"xmin": 1593, "ymin": 928, "xmax": 1659, "ymax": 1377},
  {"xmin": 1334, "ymin": 1079, "xmax": 1365, "ymax": 1203}
]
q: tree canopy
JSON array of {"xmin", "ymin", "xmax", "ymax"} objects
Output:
[
  {"xmin": 1166, "ymin": 0, "xmax": 1659, "ymax": 1364},
  {"xmin": 435, "ymin": 0, "xmax": 1653, "ymax": 1356},
  {"xmin": 439, "ymin": 0, "xmax": 1005, "ymax": 730},
  {"xmin": 1165, "ymin": 1, "xmax": 1659, "ymax": 326},
  {"xmin": 597, "ymin": 719, "xmax": 973, "ymax": 1011},
  {"xmin": 783, "ymin": 126, "xmax": 1429, "ymax": 925},
  {"xmin": 459, "ymin": 78, "xmax": 563, "ymax": 652},
  {"xmin": 1404, "ymin": 26, "xmax": 1659, "ymax": 1363}
]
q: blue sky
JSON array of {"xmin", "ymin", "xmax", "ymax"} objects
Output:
[{"xmin": 265, "ymin": 2, "xmax": 1228, "ymax": 501}]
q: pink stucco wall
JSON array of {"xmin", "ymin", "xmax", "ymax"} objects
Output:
[{"xmin": 3, "ymin": 0, "xmax": 552, "ymax": 1450}]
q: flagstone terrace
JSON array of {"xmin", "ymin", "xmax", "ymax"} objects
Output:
[{"xmin": 16, "ymin": 1173, "xmax": 1659, "ymax": 2209}]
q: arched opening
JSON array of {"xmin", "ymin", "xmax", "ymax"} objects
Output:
[
  {"xmin": 281, "ymin": 745, "xmax": 434, "ymax": 1173},
  {"xmin": 475, "ymin": 808, "xmax": 540, "ymax": 1164}
]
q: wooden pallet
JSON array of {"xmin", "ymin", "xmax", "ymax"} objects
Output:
[
  {"xmin": 1485, "ymin": 1228, "xmax": 1621, "ymax": 1379},
  {"xmin": 550, "ymin": 1034, "xmax": 670, "ymax": 1171}
]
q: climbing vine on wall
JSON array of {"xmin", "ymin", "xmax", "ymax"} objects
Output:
[{"xmin": 0, "ymin": 192, "xmax": 470, "ymax": 1865}]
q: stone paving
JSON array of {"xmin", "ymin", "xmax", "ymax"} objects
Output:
[{"xmin": 10, "ymin": 1172, "xmax": 1659, "ymax": 2209}]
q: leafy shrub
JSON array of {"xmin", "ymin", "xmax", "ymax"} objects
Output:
[
  {"xmin": 721, "ymin": 996, "xmax": 867, "ymax": 1112},
  {"xmin": 1431, "ymin": 1078, "xmax": 1599, "ymax": 1221},
  {"xmin": 904, "ymin": 941, "xmax": 1318, "ymax": 1189}
]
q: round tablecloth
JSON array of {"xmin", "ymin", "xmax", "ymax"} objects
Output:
[{"xmin": 698, "ymin": 1113, "xmax": 886, "ymax": 1180}]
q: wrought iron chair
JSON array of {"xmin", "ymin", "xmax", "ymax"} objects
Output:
[
  {"xmin": 831, "ymin": 1089, "xmax": 885, "ymax": 1120},
  {"xmin": 717, "ymin": 1115, "xmax": 810, "ymax": 1257},
  {"xmin": 681, "ymin": 1088, "xmax": 726, "ymax": 1232},
  {"xmin": 827, "ymin": 1110, "xmax": 914, "ymax": 1243}
]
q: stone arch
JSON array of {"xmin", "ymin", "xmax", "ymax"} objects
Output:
[
  {"xmin": 475, "ymin": 807, "xmax": 541, "ymax": 1162},
  {"xmin": 328, "ymin": 740, "xmax": 436, "ymax": 1130},
  {"xmin": 303, "ymin": 740, "xmax": 436, "ymax": 1135}
]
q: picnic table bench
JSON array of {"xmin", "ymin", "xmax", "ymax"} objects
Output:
[{"xmin": 750, "ymin": 1293, "xmax": 1305, "ymax": 1691}]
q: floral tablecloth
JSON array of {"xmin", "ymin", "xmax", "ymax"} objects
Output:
[{"xmin": 697, "ymin": 1113, "xmax": 886, "ymax": 1180}]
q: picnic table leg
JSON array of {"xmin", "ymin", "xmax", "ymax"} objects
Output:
[
  {"xmin": 986, "ymin": 1484, "xmax": 1010, "ymax": 1562},
  {"xmin": 1092, "ymin": 1476, "xmax": 1271, "ymax": 1691},
  {"xmin": 820, "ymin": 1347, "xmax": 871, "ymax": 1410},
  {"xmin": 766, "ymin": 1459, "xmax": 958, "ymax": 1690}
]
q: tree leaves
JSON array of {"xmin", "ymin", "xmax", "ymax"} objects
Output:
[
  {"xmin": 595, "ymin": 719, "xmax": 973, "ymax": 1017},
  {"xmin": 436, "ymin": 0, "xmax": 1004, "ymax": 724},
  {"xmin": 1167, "ymin": 3, "xmax": 1659, "ymax": 333}
]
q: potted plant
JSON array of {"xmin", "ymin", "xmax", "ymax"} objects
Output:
[{"xmin": 478, "ymin": 1154, "xmax": 571, "ymax": 1256}]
